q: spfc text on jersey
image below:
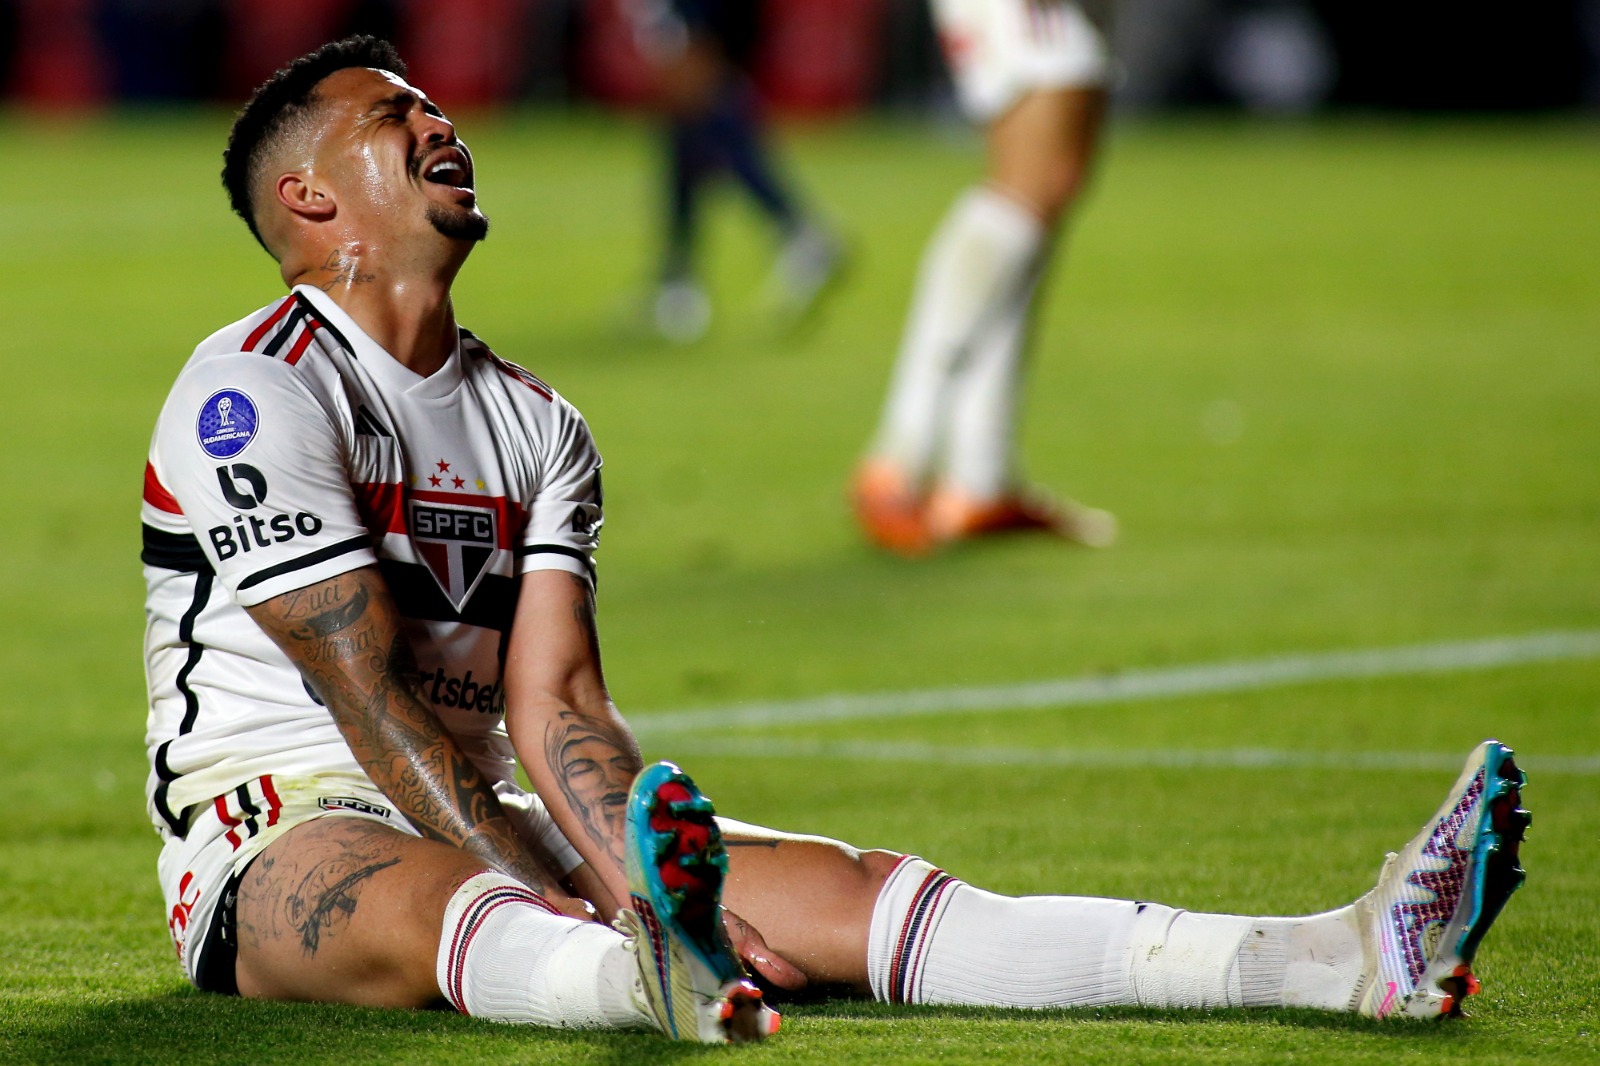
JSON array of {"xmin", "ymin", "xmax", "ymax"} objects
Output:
[{"xmin": 409, "ymin": 500, "xmax": 499, "ymax": 610}]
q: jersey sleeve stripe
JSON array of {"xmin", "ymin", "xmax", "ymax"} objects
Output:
[
  {"xmin": 235, "ymin": 534, "xmax": 372, "ymax": 592},
  {"xmin": 143, "ymin": 462, "xmax": 183, "ymax": 514},
  {"xmin": 513, "ymin": 543, "xmax": 591, "ymax": 562},
  {"xmin": 242, "ymin": 296, "xmax": 296, "ymax": 351},
  {"xmin": 259, "ymin": 305, "xmax": 307, "ymax": 358},
  {"xmin": 460, "ymin": 330, "xmax": 555, "ymax": 401},
  {"xmin": 142, "ymin": 524, "xmax": 213, "ymax": 573},
  {"xmin": 294, "ymin": 292, "xmax": 357, "ymax": 355},
  {"xmin": 514, "ymin": 543, "xmax": 597, "ymax": 583},
  {"xmin": 283, "ymin": 321, "xmax": 319, "ymax": 366}
]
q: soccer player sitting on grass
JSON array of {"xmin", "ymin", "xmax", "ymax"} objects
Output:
[{"xmin": 141, "ymin": 36, "xmax": 1529, "ymax": 1045}]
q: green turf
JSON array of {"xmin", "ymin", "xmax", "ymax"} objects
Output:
[{"xmin": 1, "ymin": 107, "xmax": 1596, "ymax": 1064}]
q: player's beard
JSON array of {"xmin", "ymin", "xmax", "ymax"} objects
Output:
[{"xmin": 427, "ymin": 201, "xmax": 490, "ymax": 243}]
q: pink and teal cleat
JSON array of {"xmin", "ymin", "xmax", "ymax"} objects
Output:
[
  {"xmin": 1356, "ymin": 740, "xmax": 1530, "ymax": 1018},
  {"xmin": 617, "ymin": 761, "xmax": 780, "ymax": 1043}
]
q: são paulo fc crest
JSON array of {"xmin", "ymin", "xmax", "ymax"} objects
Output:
[{"xmin": 409, "ymin": 499, "xmax": 497, "ymax": 610}]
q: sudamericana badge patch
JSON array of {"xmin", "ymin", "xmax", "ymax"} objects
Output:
[{"xmin": 196, "ymin": 388, "xmax": 259, "ymax": 459}]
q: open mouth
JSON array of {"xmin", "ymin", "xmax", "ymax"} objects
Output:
[{"xmin": 421, "ymin": 147, "xmax": 473, "ymax": 190}]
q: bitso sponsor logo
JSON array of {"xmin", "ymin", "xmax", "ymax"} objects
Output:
[
  {"xmin": 204, "ymin": 464, "xmax": 326, "ymax": 560},
  {"xmin": 196, "ymin": 388, "xmax": 259, "ymax": 459},
  {"xmin": 216, "ymin": 463, "xmax": 268, "ymax": 508}
]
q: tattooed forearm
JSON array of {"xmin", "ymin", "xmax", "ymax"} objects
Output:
[
  {"xmin": 285, "ymin": 581, "xmax": 368, "ymax": 639},
  {"xmin": 568, "ymin": 573, "xmax": 603, "ymax": 663},
  {"xmin": 543, "ymin": 709, "xmax": 641, "ymax": 868},
  {"xmin": 247, "ymin": 568, "xmax": 560, "ymax": 896}
]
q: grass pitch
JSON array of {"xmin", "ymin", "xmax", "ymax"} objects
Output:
[{"xmin": 0, "ymin": 107, "xmax": 1596, "ymax": 1064}]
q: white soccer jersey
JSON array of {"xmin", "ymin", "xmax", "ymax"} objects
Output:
[
  {"xmin": 932, "ymin": 0, "xmax": 1112, "ymax": 121},
  {"xmin": 141, "ymin": 285, "xmax": 603, "ymax": 843}
]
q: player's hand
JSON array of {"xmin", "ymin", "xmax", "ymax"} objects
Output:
[
  {"xmin": 554, "ymin": 896, "xmax": 599, "ymax": 923},
  {"xmin": 723, "ymin": 909, "xmax": 808, "ymax": 990}
]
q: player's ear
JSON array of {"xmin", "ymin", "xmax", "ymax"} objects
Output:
[{"xmin": 275, "ymin": 170, "xmax": 336, "ymax": 223}]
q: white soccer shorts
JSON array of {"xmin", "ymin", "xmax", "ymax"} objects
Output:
[
  {"xmin": 157, "ymin": 771, "xmax": 582, "ymax": 991},
  {"xmin": 933, "ymin": 0, "xmax": 1112, "ymax": 121}
]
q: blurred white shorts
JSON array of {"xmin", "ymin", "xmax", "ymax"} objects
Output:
[
  {"xmin": 156, "ymin": 771, "xmax": 581, "ymax": 991},
  {"xmin": 932, "ymin": 0, "xmax": 1112, "ymax": 121}
]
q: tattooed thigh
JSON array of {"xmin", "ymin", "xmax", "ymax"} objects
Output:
[{"xmin": 237, "ymin": 817, "xmax": 413, "ymax": 960}]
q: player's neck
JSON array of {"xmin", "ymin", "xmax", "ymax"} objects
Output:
[{"xmin": 292, "ymin": 247, "xmax": 461, "ymax": 376}]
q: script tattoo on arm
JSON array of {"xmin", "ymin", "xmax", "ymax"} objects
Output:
[{"xmin": 248, "ymin": 567, "xmax": 557, "ymax": 895}]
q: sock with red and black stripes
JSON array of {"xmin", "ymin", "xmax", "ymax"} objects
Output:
[
  {"xmin": 866, "ymin": 858, "xmax": 1364, "ymax": 1010},
  {"xmin": 435, "ymin": 871, "xmax": 648, "ymax": 1028}
]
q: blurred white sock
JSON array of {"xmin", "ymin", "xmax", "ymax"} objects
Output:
[
  {"xmin": 942, "ymin": 265, "xmax": 1041, "ymax": 499},
  {"xmin": 871, "ymin": 186, "xmax": 1045, "ymax": 483}
]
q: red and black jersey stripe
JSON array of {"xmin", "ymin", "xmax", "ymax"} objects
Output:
[
  {"xmin": 241, "ymin": 296, "xmax": 297, "ymax": 351},
  {"xmin": 461, "ymin": 328, "xmax": 553, "ymax": 401},
  {"xmin": 243, "ymin": 293, "xmax": 347, "ymax": 367}
]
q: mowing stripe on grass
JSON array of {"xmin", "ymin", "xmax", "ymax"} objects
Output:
[
  {"xmin": 652, "ymin": 736, "xmax": 1600, "ymax": 776},
  {"xmin": 634, "ymin": 629, "xmax": 1600, "ymax": 736}
]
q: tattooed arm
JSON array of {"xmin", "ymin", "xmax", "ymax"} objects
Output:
[
  {"xmin": 245, "ymin": 565, "xmax": 573, "ymax": 902},
  {"xmin": 500, "ymin": 569, "xmax": 805, "ymax": 987},
  {"xmin": 501, "ymin": 570, "xmax": 641, "ymax": 910}
]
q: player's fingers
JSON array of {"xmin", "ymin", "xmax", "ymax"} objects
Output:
[
  {"xmin": 724, "ymin": 912, "xmax": 808, "ymax": 990},
  {"xmin": 555, "ymin": 897, "xmax": 598, "ymax": 923}
]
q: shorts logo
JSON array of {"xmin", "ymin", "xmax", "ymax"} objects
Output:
[
  {"xmin": 168, "ymin": 870, "xmax": 201, "ymax": 959},
  {"xmin": 319, "ymin": 796, "xmax": 391, "ymax": 818},
  {"xmin": 410, "ymin": 500, "xmax": 497, "ymax": 610},
  {"xmin": 197, "ymin": 388, "xmax": 259, "ymax": 459}
]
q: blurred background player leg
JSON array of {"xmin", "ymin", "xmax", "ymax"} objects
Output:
[
  {"xmin": 632, "ymin": 0, "xmax": 844, "ymax": 342},
  {"xmin": 926, "ymin": 82, "xmax": 1117, "ymax": 548},
  {"xmin": 854, "ymin": 0, "xmax": 1116, "ymax": 553}
]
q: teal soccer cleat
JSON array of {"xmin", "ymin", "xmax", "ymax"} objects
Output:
[
  {"xmin": 618, "ymin": 761, "xmax": 780, "ymax": 1043},
  {"xmin": 1355, "ymin": 740, "xmax": 1530, "ymax": 1018}
]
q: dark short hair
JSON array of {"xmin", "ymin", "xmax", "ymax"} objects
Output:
[{"xmin": 222, "ymin": 36, "xmax": 407, "ymax": 251}]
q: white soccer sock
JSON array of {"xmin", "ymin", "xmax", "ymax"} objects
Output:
[
  {"xmin": 1128, "ymin": 902, "xmax": 1366, "ymax": 1010},
  {"xmin": 435, "ymin": 871, "xmax": 649, "ymax": 1029},
  {"xmin": 867, "ymin": 858, "xmax": 1365, "ymax": 1011},
  {"xmin": 941, "ymin": 266, "xmax": 1041, "ymax": 500},
  {"xmin": 867, "ymin": 857, "xmax": 1141, "ymax": 1006},
  {"xmin": 870, "ymin": 186, "xmax": 1046, "ymax": 483}
]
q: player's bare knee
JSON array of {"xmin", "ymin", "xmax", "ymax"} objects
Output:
[
  {"xmin": 856, "ymin": 849, "xmax": 904, "ymax": 895},
  {"xmin": 1045, "ymin": 164, "xmax": 1090, "ymax": 219}
]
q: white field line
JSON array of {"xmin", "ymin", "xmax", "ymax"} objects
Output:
[
  {"xmin": 633, "ymin": 628, "xmax": 1600, "ymax": 738},
  {"xmin": 654, "ymin": 737, "xmax": 1600, "ymax": 777}
]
